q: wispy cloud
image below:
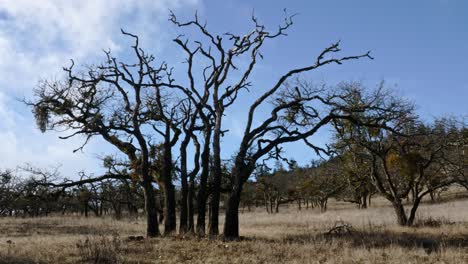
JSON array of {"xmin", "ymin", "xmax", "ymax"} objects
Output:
[{"xmin": 0, "ymin": 0, "xmax": 199, "ymax": 176}]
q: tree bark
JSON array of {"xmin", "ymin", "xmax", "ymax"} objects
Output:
[
  {"xmin": 407, "ymin": 197, "xmax": 422, "ymax": 226},
  {"xmin": 162, "ymin": 132, "xmax": 177, "ymax": 235},
  {"xmin": 162, "ymin": 181, "xmax": 177, "ymax": 235},
  {"xmin": 209, "ymin": 114, "xmax": 222, "ymax": 236},
  {"xmin": 223, "ymin": 185, "xmax": 242, "ymax": 239},
  {"xmin": 179, "ymin": 140, "xmax": 189, "ymax": 234},
  {"xmin": 196, "ymin": 128, "xmax": 212, "ymax": 236},
  {"xmin": 188, "ymin": 175, "xmax": 196, "ymax": 232},
  {"xmin": 223, "ymin": 164, "xmax": 252, "ymax": 239},
  {"xmin": 392, "ymin": 200, "xmax": 408, "ymax": 226},
  {"xmin": 141, "ymin": 179, "xmax": 160, "ymax": 237}
]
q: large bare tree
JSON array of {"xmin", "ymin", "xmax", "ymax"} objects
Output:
[
  {"xmin": 29, "ymin": 31, "xmax": 184, "ymax": 237},
  {"xmin": 166, "ymin": 10, "xmax": 380, "ymax": 238}
]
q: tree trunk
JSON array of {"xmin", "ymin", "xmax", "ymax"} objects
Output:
[
  {"xmin": 188, "ymin": 176, "xmax": 195, "ymax": 232},
  {"xmin": 114, "ymin": 203, "xmax": 122, "ymax": 220},
  {"xmin": 407, "ymin": 197, "xmax": 422, "ymax": 226},
  {"xmin": 275, "ymin": 198, "xmax": 280, "ymax": 213},
  {"xmin": 84, "ymin": 202, "xmax": 89, "ymax": 218},
  {"xmin": 223, "ymin": 185, "xmax": 242, "ymax": 239},
  {"xmin": 263, "ymin": 193, "xmax": 269, "ymax": 213},
  {"xmin": 141, "ymin": 179, "xmax": 160, "ymax": 237},
  {"xmin": 360, "ymin": 195, "xmax": 368, "ymax": 209},
  {"xmin": 392, "ymin": 200, "xmax": 409, "ymax": 226},
  {"xmin": 162, "ymin": 181, "xmax": 177, "ymax": 235},
  {"xmin": 209, "ymin": 114, "xmax": 222, "ymax": 236},
  {"xmin": 179, "ymin": 141, "xmax": 189, "ymax": 234},
  {"xmin": 196, "ymin": 129, "xmax": 211, "ymax": 236},
  {"xmin": 188, "ymin": 134, "xmax": 200, "ymax": 234},
  {"xmin": 162, "ymin": 132, "xmax": 177, "ymax": 235},
  {"xmin": 223, "ymin": 164, "xmax": 252, "ymax": 239},
  {"xmin": 319, "ymin": 199, "xmax": 327, "ymax": 213},
  {"xmin": 411, "ymin": 188, "xmax": 417, "ymax": 203},
  {"xmin": 270, "ymin": 198, "xmax": 274, "ymax": 214}
]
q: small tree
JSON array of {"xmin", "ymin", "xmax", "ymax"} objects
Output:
[
  {"xmin": 335, "ymin": 145, "xmax": 376, "ymax": 209},
  {"xmin": 335, "ymin": 112, "xmax": 458, "ymax": 226},
  {"xmin": 257, "ymin": 166, "xmax": 296, "ymax": 214},
  {"xmin": 301, "ymin": 159, "xmax": 345, "ymax": 213}
]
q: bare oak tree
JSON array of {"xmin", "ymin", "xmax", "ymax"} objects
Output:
[
  {"xmin": 166, "ymin": 10, "xmax": 381, "ymax": 239},
  {"xmin": 29, "ymin": 31, "xmax": 183, "ymax": 237}
]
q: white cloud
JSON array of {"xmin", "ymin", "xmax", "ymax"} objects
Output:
[
  {"xmin": 0, "ymin": 0, "xmax": 200, "ymax": 176},
  {"xmin": 0, "ymin": 0, "xmax": 199, "ymax": 93}
]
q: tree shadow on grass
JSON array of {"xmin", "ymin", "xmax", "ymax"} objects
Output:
[
  {"xmin": 0, "ymin": 254, "xmax": 46, "ymax": 264},
  {"xmin": 279, "ymin": 229, "xmax": 468, "ymax": 252},
  {"xmin": 2, "ymin": 221, "xmax": 118, "ymax": 237},
  {"xmin": 237, "ymin": 223, "xmax": 468, "ymax": 253}
]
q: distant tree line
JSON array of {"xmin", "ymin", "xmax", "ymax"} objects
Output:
[{"xmin": 0, "ymin": 168, "xmax": 148, "ymax": 218}]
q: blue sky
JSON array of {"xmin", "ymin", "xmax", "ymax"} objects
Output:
[{"xmin": 0, "ymin": 0, "xmax": 466, "ymax": 176}]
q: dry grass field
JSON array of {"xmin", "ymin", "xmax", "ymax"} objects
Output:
[{"xmin": 1, "ymin": 196, "xmax": 468, "ymax": 264}]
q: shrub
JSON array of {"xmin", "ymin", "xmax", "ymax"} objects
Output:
[
  {"xmin": 76, "ymin": 234, "xmax": 122, "ymax": 264},
  {"xmin": 413, "ymin": 217, "xmax": 453, "ymax": 228}
]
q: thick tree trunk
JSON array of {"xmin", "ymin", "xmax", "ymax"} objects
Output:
[
  {"xmin": 162, "ymin": 182, "xmax": 177, "ymax": 235},
  {"xmin": 161, "ymin": 142, "xmax": 177, "ymax": 235},
  {"xmin": 223, "ymin": 164, "xmax": 252, "ymax": 239},
  {"xmin": 196, "ymin": 129, "xmax": 211, "ymax": 236},
  {"xmin": 209, "ymin": 81, "xmax": 224, "ymax": 237},
  {"xmin": 392, "ymin": 200, "xmax": 409, "ymax": 226},
  {"xmin": 209, "ymin": 118, "xmax": 222, "ymax": 236},
  {"xmin": 223, "ymin": 186, "xmax": 242, "ymax": 239},
  {"xmin": 162, "ymin": 132, "xmax": 177, "ymax": 235},
  {"xmin": 141, "ymin": 179, "xmax": 160, "ymax": 237},
  {"xmin": 179, "ymin": 185, "xmax": 188, "ymax": 233},
  {"xmin": 188, "ymin": 176, "xmax": 195, "ymax": 232},
  {"xmin": 179, "ymin": 143, "xmax": 189, "ymax": 234}
]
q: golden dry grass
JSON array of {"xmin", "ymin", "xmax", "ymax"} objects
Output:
[{"xmin": 1, "ymin": 197, "xmax": 468, "ymax": 263}]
